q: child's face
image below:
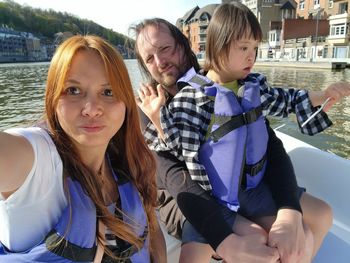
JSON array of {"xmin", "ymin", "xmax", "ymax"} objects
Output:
[{"xmin": 224, "ymin": 38, "xmax": 259, "ymax": 80}]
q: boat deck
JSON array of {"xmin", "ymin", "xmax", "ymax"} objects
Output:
[{"xmin": 164, "ymin": 131, "xmax": 350, "ymax": 262}]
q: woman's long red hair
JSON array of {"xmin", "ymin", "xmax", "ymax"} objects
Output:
[{"xmin": 44, "ymin": 35, "xmax": 157, "ymax": 253}]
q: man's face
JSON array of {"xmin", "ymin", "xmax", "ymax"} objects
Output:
[{"xmin": 137, "ymin": 24, "xmax": 187, "ymax": 89}]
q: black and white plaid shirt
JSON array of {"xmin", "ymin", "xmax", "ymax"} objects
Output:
[{"xmin": 143, "ymin": 72, "xmax": 332, "ymax": 190}]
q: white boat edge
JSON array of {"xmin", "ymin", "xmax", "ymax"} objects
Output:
[{"xmin": 164, "ymin": 131, "xmax": 350, "ymax": 263}]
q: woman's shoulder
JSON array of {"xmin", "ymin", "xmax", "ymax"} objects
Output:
[
  {"xmin": 6, "ymin": 126, "xmax": 46, "ymax": 136},
  {"xmin": 5, "ymin": 126, "xmax": 54, "ymax": 147},
  {"xmin": 5, "ymin": 127, "xmax": 60, "ymax": 163}
]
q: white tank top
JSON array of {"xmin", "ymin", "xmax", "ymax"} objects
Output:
[{"xmin": 0, "ymin": 127, "xmax": 67, "ymax": 252}]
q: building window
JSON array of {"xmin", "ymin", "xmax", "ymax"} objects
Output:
[
  {"xmin": 333, "ymin": 46, "xmax": 347, "ymax": 58},
  {"xmin": 329, "ymin": 0, "xmax": 333, "ymax": 8},
  {"xmin": 330, "ymin": 23, "xmax": 348, "ymax": 36},
  {"xmin": 339, "ymin": 2, "xmax": 348, "ymax": 14},
  {"xmin": 314, "ymin": 0, "xmax": 320, "ymax": 9},
  {"xmin": 299, "ymin": 0, "xmax": 305, "ymax": 10}
]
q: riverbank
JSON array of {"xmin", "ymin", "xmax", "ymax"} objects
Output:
[
  {"xmin": 198, "ymin": 59, "xmax": 349, "ymax": 69},
  {"xmin": 255, "ymin": 60, "xmax": 348, "ymax": 69}
]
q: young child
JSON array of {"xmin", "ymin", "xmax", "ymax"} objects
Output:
[{"xmin": 136, "ymin": 6, "xmax": 350, "ymax": 262}]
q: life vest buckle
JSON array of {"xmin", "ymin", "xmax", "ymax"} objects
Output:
[
  {"xmin": 244, "ymin": 154, "xmax": 267, "ymax": 177},
  {"xmin": 242, "ymin": 106, "xmax": 262, "ymax": 124},
  {"xmin": 249, "ymin": 164, "xmax": 260, "ymax": 177},
  {"xmin": 103, "ymin": 244, "xmax": 136, "ymax": 262},
  {"xmin": 211, "ymin": 134, "xmax": 219, "ymax": 143},
  {"xmin": 242, "ymin": 111, "xmax": 249, "ymax": 124}
]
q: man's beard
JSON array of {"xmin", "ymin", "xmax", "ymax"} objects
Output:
[
  {"xmin": 160, "ymin": 73, "xmax": 177, "ymax": 88},
  {"xmin": 159, "ymin": 63, "xmax": 187, "ymax": 88}
]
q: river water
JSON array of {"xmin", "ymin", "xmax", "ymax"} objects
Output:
[{"xmin": 0, "ymin": 60, "xmax": 349, "ymax": 159}]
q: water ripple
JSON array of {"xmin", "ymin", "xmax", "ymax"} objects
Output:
[{"xmin": 0, "ymin": 62, "xmax": 348, "ymax": 159}]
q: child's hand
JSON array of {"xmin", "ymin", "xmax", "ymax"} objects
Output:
[
  {"xmin": 268, "ymin": 209, "xmax": 312, "ymax": 263},
  {"xmin": 323, "ymin": 82, "xmax": 350, "ymax": 111},
  {"xmin": 217, "ymin": 233, "xmax": 280, "ymax": 263}
]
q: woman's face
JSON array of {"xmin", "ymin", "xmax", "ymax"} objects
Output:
[{"xmin": 56, "ymin": 49, "xmax": 126, "ymax": 152}]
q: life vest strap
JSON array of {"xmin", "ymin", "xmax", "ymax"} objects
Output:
[
  {"xmin": 45, "ymin": 230, "xmax": 97, "ymax": 262},
  {"xmin": 102, "ymin": 246, "xmax": 134, "ymax": 262},
  {"xmin": 45, "ymin": 226, "xmax": 148, "ymax": 262},
  {"xmin": 244, "ymin": 153, "xmax": 267, "ymax": 177},
  {"xmin": 210, "ymin": 106, "xmax": 262, "ymax": 143},
  {"xmin": 102, "ymin": 226, "xmax": 148, "ymax": 262},
  {"xmin": 188, "ymin": 75, "xmax": 214, "ymax": 88}
]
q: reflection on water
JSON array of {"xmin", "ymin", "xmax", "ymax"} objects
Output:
[
  {"xmin": 0, "ymin": 61, "xmax": 349, "ymax": 159},
  {"xmin": 0, "ymin": 62, "xmax": 48, "ymax": 129},
  {"xmin": 254, "ymin": 66, "xmax": 350, "ymax": 159}
]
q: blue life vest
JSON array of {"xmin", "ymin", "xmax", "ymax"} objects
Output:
[
  {"xmin": 0, "ymin": 169, "xmax": 150, "ymax": 263},
  {"xmin": 178, "ymin": 68, "xmax": 268, "ymax": 211}
]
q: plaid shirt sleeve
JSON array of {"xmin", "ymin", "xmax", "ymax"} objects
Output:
[
  {"xmin": 252, "ymin": 73, "xmax": 333, "ymax": 135},
  {"xmin": 159, "ymin": 86, "xmax": 213, "ymax": 190},
  {"xmin": 143, "ymin": 121, "xmax": 169, "ymax": 152}
]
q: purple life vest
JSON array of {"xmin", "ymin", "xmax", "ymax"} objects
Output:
[
  {"xmin": 0, "ymin": 169, "xmax": 150, "ymax": 263},
  {"xmin": 178, "ymin": 68, "xmax": 268, "ymax": 211}
]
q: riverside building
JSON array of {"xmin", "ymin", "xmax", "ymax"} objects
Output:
[{"xmin": 176, "ymin": 0, "xmax": 350, "ymax": 64}]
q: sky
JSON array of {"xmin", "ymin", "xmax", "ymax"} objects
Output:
[{"xmin": 9, "ymin": 0, "xmax": 221, "ymax": 36}]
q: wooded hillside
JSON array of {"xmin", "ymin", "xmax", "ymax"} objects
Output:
[{"xmin": 0, "ymin": 0, "xmax": 133, "ymax": 46}]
